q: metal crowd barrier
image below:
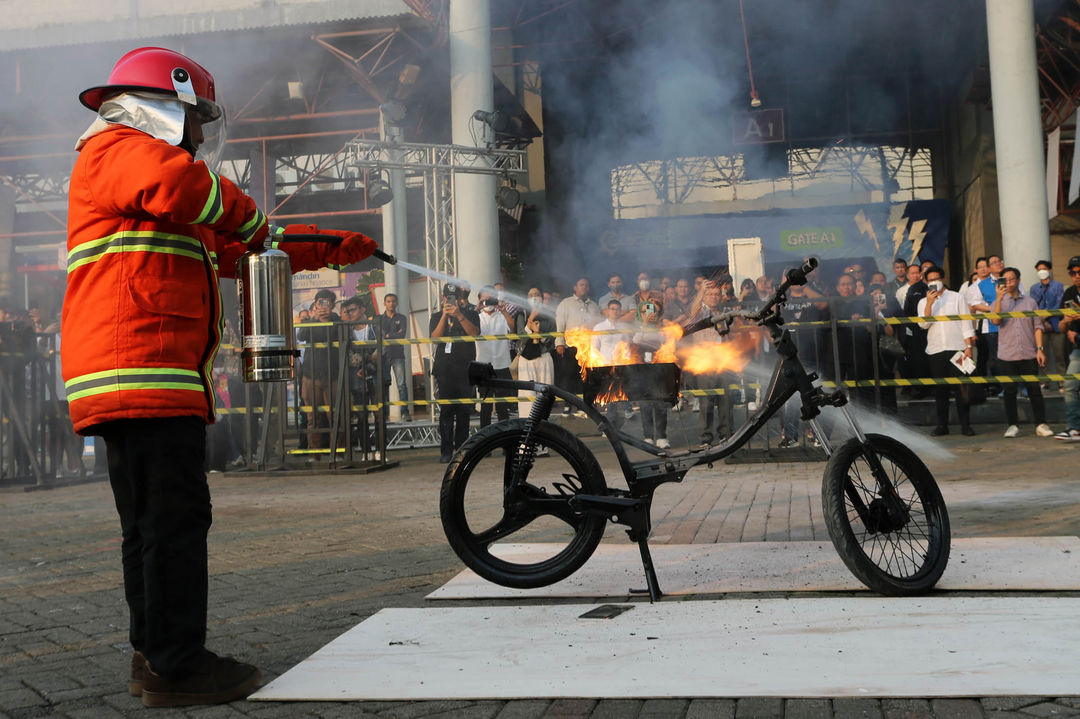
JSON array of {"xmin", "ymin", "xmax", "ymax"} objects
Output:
[{"xmin": 4, "ymin": 302, "xmax": 1077, "ymax": 484}]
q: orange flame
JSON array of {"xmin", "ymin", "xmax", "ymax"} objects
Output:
[
  {"xmin": 677, "ymin": 333, "xmax": 757, "ymax": 375},
  {"xmin": 652, "ymin": 323, "xmax": 684, "ymax": 364},
  {"xmin": 567, "ymin": 323, "xmax": 757, "ymax": 395},
  {"xmin": 593, "ymin": 385, "xmax": 629, "ymax": 406},
  {"xmin": 565, "ymin": 327, "xmax": 635, "ymax": 379}
]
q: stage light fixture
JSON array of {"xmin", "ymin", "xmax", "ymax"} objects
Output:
[
  {"xmin": 496, "ymin": 182, "xmax": 521, "ymax": 209},
  {"xmin": 380, "ymin": 100, "xmax": 407, "ymax": 125},
  {"xmin": 367, "ymin": 172, "xmax": 393, "ymax": 207},
  {"xmin": 473, "ymin": 109, "xmax": 510, "ymax": 133}
]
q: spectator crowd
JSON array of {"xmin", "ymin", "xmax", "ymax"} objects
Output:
[{"xmin": 252, "ymin": 252, "xmax": 1080, "ymax": 466}]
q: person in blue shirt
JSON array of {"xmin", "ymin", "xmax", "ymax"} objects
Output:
[
  {"xmin": 1030, "ymin": 259, "xmax": 1065, "ymax": 390},
  {"xmin": 976, "ymin": 254, "xmax": 1005, "ymax": 395}
]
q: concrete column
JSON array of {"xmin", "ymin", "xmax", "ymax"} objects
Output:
[
  {"xmin": 380, "ymin": 115, "xmax": 411, "ymax": 416},
  {"xmin": 449, "ymin": 0, "xmax": 500, "ymax": 289},
  {"xmin": 986, "ymin": 0, "xmax": 1051, "ymax": 274},
  {"xmin": 0, "ymin": 186, "xmax": 14, "ymax": 299}
]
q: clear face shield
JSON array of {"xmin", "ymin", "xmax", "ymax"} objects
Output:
[{"xmin": 188, "ymin": 100, "xmax": 227, "ymax": 172}]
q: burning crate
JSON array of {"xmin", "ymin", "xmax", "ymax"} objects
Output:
[{"xmin": 583, "ymin": 363, "xmax": 681, "ymax": 407}]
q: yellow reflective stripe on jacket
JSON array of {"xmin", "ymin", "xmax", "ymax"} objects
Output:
[
  {"xmin": 66, "ymin": 231, "xmax": 204, "ymax": 273},
  {"xmin": 237, "ymin": 208, "xmax": 266, "ymax": 244},
  {"xmin": 194, "ymin": 169, "xmax": 224, "ymax": 224},
  {"xmin": 65, "ymin": 368, "xmax": 205, "ymax": 401}
]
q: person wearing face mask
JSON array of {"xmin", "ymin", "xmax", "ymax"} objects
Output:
[
  {"xmin": 430, "ymin": 284, "xmax": 480, "ymax": 462},
  {"xmin": 554, "ymin": 277, "xmax": 601, "ymax": 416},
  {"xmin": 516, "ymin": 287, "xmax": 556, "ymax": 420},
  {"xmin": 991, "ymin": 267, "xmax": 1052, "ymax": 438},
  {"xmin": 475, "ymin": 286, "xmax": 516, "ymax": 428},
  {"xmin": 622, "ymin": 272, "xmax": 659, "ymax": 321},
  {"xmin": 1029, "ymin": 260, "xmax": 1065, "ymax": 390},
  {"xmin": 917, "ymin": 267, "xmax": 976, "ymax": 437}
]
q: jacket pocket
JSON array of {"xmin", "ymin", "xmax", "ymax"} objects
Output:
[
  {"xmin": 122, "ymin": 276, "xmax": 209, "ymax": 364},
  {"xmin": 128, "ymin": 276, "xmax": 207, "ymax": 318}
]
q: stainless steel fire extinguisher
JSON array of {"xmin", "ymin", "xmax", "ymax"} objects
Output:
[
  {"xmin": 237, "ymin": 244, "xmax": 297, "ymax": 382},
  {"xmin": 237, "ymin": 230, "xmax": 396, "ymax": 382}
]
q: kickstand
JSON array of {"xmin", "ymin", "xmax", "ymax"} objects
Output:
[{"xmin": 628, "ymin": 539, "xmax": 663, "ymax": 602}]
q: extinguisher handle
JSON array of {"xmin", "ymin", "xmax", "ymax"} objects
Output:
[
  {"xmin": 269, "ymin": 229, "xmax": 397, "ymax": 265},
  {"xmin": 372, "ymin": 248, "xmax": 398, "ymax": 265}
]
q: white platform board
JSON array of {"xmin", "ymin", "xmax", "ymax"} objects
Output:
[
  {"xmin": 250, "ymin": 597, "xmax": 1080, "ymax": 700},
  {"xmin": 427, "ymin": 537, "xmax": 1080, "ymax": 599}
]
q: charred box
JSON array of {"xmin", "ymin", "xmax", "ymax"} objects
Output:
[{"xmin": 583, "ymin": 363, "xmax": 681, "ymax": 407}]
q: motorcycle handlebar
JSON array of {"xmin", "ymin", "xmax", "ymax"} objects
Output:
[{"xmin": 681, "ymin": 256, "xmax": 819, "ymax": 336}]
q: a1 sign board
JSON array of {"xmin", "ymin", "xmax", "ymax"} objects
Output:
[{"xmin": 733, "ymin": 108, "xmax": 785, "ymax": 145}]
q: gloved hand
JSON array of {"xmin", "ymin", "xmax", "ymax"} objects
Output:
[{"xmin": 282, "ymin": 224, "xmax": 379, "ymax": 264}]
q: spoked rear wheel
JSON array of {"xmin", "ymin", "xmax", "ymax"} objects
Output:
[
  {"xmin": 439, "ymin": 419, "xmax": 608, "ymax": 588},
  {"xmin": 822, "ymin": 434, "xmax": 950, "ymax": 595}
]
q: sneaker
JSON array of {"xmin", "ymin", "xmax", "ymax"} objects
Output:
[
  {"xmin": 778, "ymin": 437, "xmax": 799, "ymax": 449},
  {"xmin": 1036, "ymin": 423, "xmax": 1054, "ymax": 437},
  {"xmin": 130, "ymin": 651, "xmax": 146, "ymax": 696},
  {"xmin": 747, "ymin": 401, "xmax": 759, "ymax": 412},
  {"xmin": 961, "ymin": 426, "xmax": 976, "ymax": 436},
  {"xmin": 562, "ymin": 406, "xmax": 572, "ymax": 416},
  {"xmin": 691, "ymin": 399, "xmax": 701, "ymax": 412},
  {"xmin": 699, "ymin": 432, "xmax": 714, "ymax": 446},
  {"xmin": 930, "ymin": 426, "xmax": 949, "ymax": 437},
  {"xmin": 141, "ymin": 650, "xmax": 260, "ymax": 708},
  {"xmin": 624, "ymin": 409, "xmax": 635, "ymax": 420},
  {"xmin": 439, "ymin": 453, "xmax": 452, "ymax": 463},
  {"xmin": 643, "ymin": 438, "xmax": 655, "ymax": 445},
  {"xmin": 1003, "ymin": 425, "xmax": 1019, "ymax": 438},
  {"xmin": 1054, "ymin": 429, "xmax": 1080, "ymax": 442},
  {"xmin": 400, "ymin": 413, "xmax": 412, "ymax": 422},
  {"xmin": 573, "ymin": 410, "xmax": 587, "ymax": 419},
  {"xmin": 656, "ymin": 438, "xmax": 670, "ymax": 449},
  {"xmin": 536, "ymin": 447, "xmax": 551, "ymax": 457}
]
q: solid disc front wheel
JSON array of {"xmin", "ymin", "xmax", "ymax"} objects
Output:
[
  {"xmin": 439, "ymin": 419, "xmax": 609, "ymax": 589},
  {"xmin": 822, "ymin": 434, "xmax": 950, "ymax": 595}
]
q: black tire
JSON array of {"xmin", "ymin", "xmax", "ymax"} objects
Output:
[
  {"xmin": 439, "ymin": 419, "xmax": 609, "ymax": 588},
  {"xmin": 822, "ymin": 434, "xmax": 950, "ymax": 595}
]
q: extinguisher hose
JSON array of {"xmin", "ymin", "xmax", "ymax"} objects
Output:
[{"xmin": 273, "ymin": 233, "xmax": 397, "ymax": 265}]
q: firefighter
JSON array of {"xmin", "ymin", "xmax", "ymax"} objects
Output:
[{"xmin": 61, "ymin": 47, "xmax": 378, "ymax": 707}]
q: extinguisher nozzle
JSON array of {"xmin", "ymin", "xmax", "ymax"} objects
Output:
[{"xmin": 373, "ymin": 249, "xmax": 397, "ymax": 265}]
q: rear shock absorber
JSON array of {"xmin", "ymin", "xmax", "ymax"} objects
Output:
[{"xmin": 513, "ymin": 387, "xmax": 555, "ymax": 475}]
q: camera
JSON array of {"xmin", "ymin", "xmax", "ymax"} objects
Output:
[
  {"xmin": 995, "ymin": 277, "xmax": 1007, "ymax": 287},
  {"xmin": 482, "ymin": 297, "xmax": 499, "ymax": 307},
  {"xmin": 641, "ymin": 301, "xmax": 658, "ymax": 315}
]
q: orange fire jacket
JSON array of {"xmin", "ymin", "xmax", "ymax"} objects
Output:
[{"xmin": 62, "ymin": 125, "xmax": 370, "ymax": 434}]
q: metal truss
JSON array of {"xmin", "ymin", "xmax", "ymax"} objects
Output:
[
  {"xmin": 611, "ymin": 144, "xmax": 934, "ymax": 219},
  {"xmin": 346, "ymin": 138, "xmax": 526, "ymax": 310}
]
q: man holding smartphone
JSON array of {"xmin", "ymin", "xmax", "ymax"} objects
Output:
[
  {"xmin": 430, "ymin": 284, "xmax": 480, "ymax": 462},
  {"xmin": 991, "ymin": 267, "xmax": 1052, "ymax": 438},
  {"xmin": 917, "ymin": 267, "xmax": 976, "ymax": 436},
  {"xmin": 1055, "ymin": 256, "xmax": 1080, "ymax": 441}
]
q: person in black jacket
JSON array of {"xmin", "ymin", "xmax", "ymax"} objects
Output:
[
  {"xmin": 899, "ymin": 264, "xmax": 930, "ymax": 395},
  {"xmin": 430, "ymin": 283, "xmax": 480, "ymax": 462}
]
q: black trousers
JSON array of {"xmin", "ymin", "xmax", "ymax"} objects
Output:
[
  {"xmin": 998, "ymin": 357, "xmax": 1046, "ymax": 426},
  {"xmin": 479, "ymin": 367, "xmax": 514, "ymax": 427},
  {"xmin": 97, "ymin": 416, "xmax": 210, "ymax": 679},
  {"xmin": 434, "ymin": 368, "xmax": 473, "ymax": 457},
  {"xmin": 927, "ymin": 351, "xmax": 970, "ymax": 429}
]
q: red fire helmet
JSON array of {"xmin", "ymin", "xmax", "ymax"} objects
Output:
[{"xmin": 79, "ymin": 47, "xmax": 221, "ymax": 121}]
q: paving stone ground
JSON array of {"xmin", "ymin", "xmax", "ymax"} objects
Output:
[{"xmin": 1, "ymin": 419, "xmax": 1078, "ymax": 718}]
